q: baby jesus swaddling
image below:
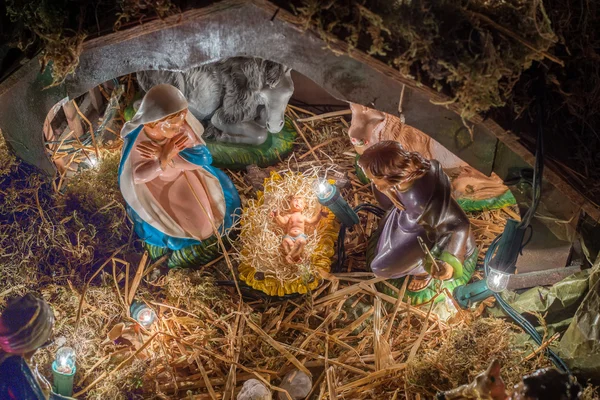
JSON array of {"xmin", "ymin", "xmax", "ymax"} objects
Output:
[{"xmin": 270, "ymin": 196, "xmax": 328, "ymax": 265}]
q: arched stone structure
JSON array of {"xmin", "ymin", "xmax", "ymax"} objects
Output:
[
  {"xmin": 0, "ymin": 0, "xmax": 496, "ymax": 175},
  {"xmin": 0, "ymin": 0, "xmax": 597, "ymax": 221}
]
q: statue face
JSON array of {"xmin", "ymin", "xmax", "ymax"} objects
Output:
[
  {"xmin": 348, "ymin": 103, "xmax": 386, "ymax": 154},
  {"xmin": 145, "ymin": 110, "xmax": 187, "ymax": 140},
  {"xmin": 290, "ymin": 196, "xmax": 305, "ymax": 212}
]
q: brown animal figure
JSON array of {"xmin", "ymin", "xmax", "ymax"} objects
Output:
[
  {"xmin": 348, "ymin": 103, "xmax": 510, "ymax": 204},
  {"xmin": 436, "ymin": 360, "xmax": 507, "ymax": 400}
]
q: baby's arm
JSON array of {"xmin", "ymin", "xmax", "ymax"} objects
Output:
[
  {"xmin": 307, "ymin": 205, "xmax": 328, "ymax": 225},
  {"xmin": 271, "ymin": 211, "xmax": 290, "ymax": 229}
]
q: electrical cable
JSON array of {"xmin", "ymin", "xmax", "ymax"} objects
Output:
[
  {"xmin": 334, "ymin": 203, "xmax": 385, "ymax": 273},
  {"xmin": 484, "ymin": 238, "xmax": 570, "ymax": 373},
  {"xmin": 483, "ymin": 72, "xmax": 570, "ymax": 374}
]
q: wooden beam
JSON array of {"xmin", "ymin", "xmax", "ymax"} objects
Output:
[
  {"xmin": 508, "ymin": 265, "xmax": 582, "ymax": 290},
  {"xmin": 62, "ymin": 100, "xmax": 84, "ymax": 138},
  {"xmin": 81, "ymin": 0, "xmax": 246, "ymax": 51},
  {"xmin": 88, "ymin": 86, "xmax": 104, "ymax": 113}
]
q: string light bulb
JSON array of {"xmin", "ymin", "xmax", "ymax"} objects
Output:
[
  {"xmin": 87, "ymin": 154, "xmax": 98, "ymax": 167},
  {"xmin": 312, "ymin": 177, "xmax": 358, "ymax": 227},
  {"xmin": 486, "ymin": 268, "xmax": 510, "ymax": 292},
  {"xmin": 130, "ymin": 300, "xmax": 156, "ymax": 328},
  {"xmin": 52, "ymin": 346, "xmax": 76, "ymax": 396},
  {"xmin": 313, "ymin": 178, "xmax": 334, "ymax": 198},
  {"xmin": 55, "ymin": 347, "xmax": 76, "ymax": 374}
]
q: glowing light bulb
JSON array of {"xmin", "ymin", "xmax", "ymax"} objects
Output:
[
  {"xmin": 130, "ymin": 300, "xmax": 156, "ymax": 328},
  {"xmin": 81, "ymin": 154, "xmax": 98, "ymax": 169},
  {"xmin": 138, "ymin": 309, "xmax": 154, "ymax": 326},
  {"xmin": 313, "ymin": 178, "xmax": 333, "ymax": 200},
  {"xmin": 55, "ymin": 347, "xmax": 76, "ymax": 375},
  {"xmin": 486, "ymin": 268, "xmax": 510, "ymax": 293}
]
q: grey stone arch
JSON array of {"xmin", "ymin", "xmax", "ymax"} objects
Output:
[{"xmin": 0, "ymin": 0, "xmax": 497, "ymax": 176}]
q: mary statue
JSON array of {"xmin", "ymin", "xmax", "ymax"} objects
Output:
[{"xmin": 119, "ymin": 84, "xmax": 240, "ymax": 266}]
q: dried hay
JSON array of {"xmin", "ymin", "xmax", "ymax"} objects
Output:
[
  {"xmin": 0, "ymin": 132, "xmax": 17, "ymax": 177},
  {"xmin": 289, "ymin": 0, "xmax": 557, "ymax": 121},
  {"xmin": 234, "ymin": 169, "xmax": 338, "ymax": 295},
  {"xmin": 406, "ymin": 318, "xmax": 550, "ymax": 395},
  {"xmin": 1, "ymin": 77, "xmax": 597, "ymax": 399}
]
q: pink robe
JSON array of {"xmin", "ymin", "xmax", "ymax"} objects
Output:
[{"xmin": 130, "ymin": 123, "xmax": 225, "ymax": 241}]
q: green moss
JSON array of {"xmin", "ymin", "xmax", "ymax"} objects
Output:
[{"xmin": 290, "ymin": 0, "xmax": 556, "ymax": 120}]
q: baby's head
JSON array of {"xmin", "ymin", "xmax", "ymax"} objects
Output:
[{"xmin": 289, "ymin": 195, "xmax": 306, "ymax": 212}]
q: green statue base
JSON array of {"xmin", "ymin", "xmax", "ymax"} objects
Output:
[
  {"xmin": 145, "ymin": 234, "xmax": 228, "ymax": 269},
  {"xmin": 206, "ymin": 118, "xmax": 297, "ymax": 170},
  {"xmin": 366, "ymin": 228, "xmax": 478, "ymax": 306}
]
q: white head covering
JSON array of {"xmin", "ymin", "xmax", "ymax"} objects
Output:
[{"xmin": 121, "ymin": 84, "xmax": 189, "ymax": 138}]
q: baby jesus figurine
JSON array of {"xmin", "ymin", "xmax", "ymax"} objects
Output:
[{"xmin": 270, "ymin": 196, "xmax": 328, "ymax": 264}]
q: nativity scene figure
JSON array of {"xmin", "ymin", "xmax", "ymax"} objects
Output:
[
  {"xmin": 358, "ymin": 141, "xmax": 477, "ymax": 292},
  {"xmin": 137, "ymin": 57, "xmax": 294, "ymax": 146},
  {"xmin": 119, "ymin": 84, "xmax": 241, "ymax": 267}
]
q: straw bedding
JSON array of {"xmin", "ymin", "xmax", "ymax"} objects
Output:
[{"xmin": 0, "ymin": 79, "xmax": 597, "ymax": 399}]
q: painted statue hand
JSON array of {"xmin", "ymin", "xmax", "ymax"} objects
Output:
[
  {"xmin": 138, "ymin": 141, "xmax": 161, "ymax": 160},
  {"xmin": 431, "ymin": 260, "xmax": 454, "ymax": 281},
  {"xmin": 160, "ymin": 133, "xmax": 188, "ymax": 169}
]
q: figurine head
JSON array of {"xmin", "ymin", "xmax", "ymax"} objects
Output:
[
  {"xmin": 511, "ymin": 368, "xmax": 581, "ymax": 400},
  {"xmin": 144, "ymin": 109, "xmax": 188, "ymax": 140},
  {"xmin": 474, "ymin": 360, "xmax": 507, "ymax": 400},
  {"xmin": 437, "ymin": 359, "xmax": 507, "ymax": 400},
  {"xmin": 258, "ymin": 61, "xmax": 293, "ymax": 133},
  {"xmin": 289, "ymin": 195, "xmax": 306, "ymax": 212},
  {"xmin": 348, "ymin": 103, "xmax": 386, "ymax": 154},
  {"xmin": 121, "ymin": 84, "xmax": 190, "ymax": 139},
  {"xmin": 0, "ymin": 293, "xmax": 54, "ymax": 357},
  {"xmin": 358, "ymin": 141, "xmax": 431, "ymax": 193}
]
